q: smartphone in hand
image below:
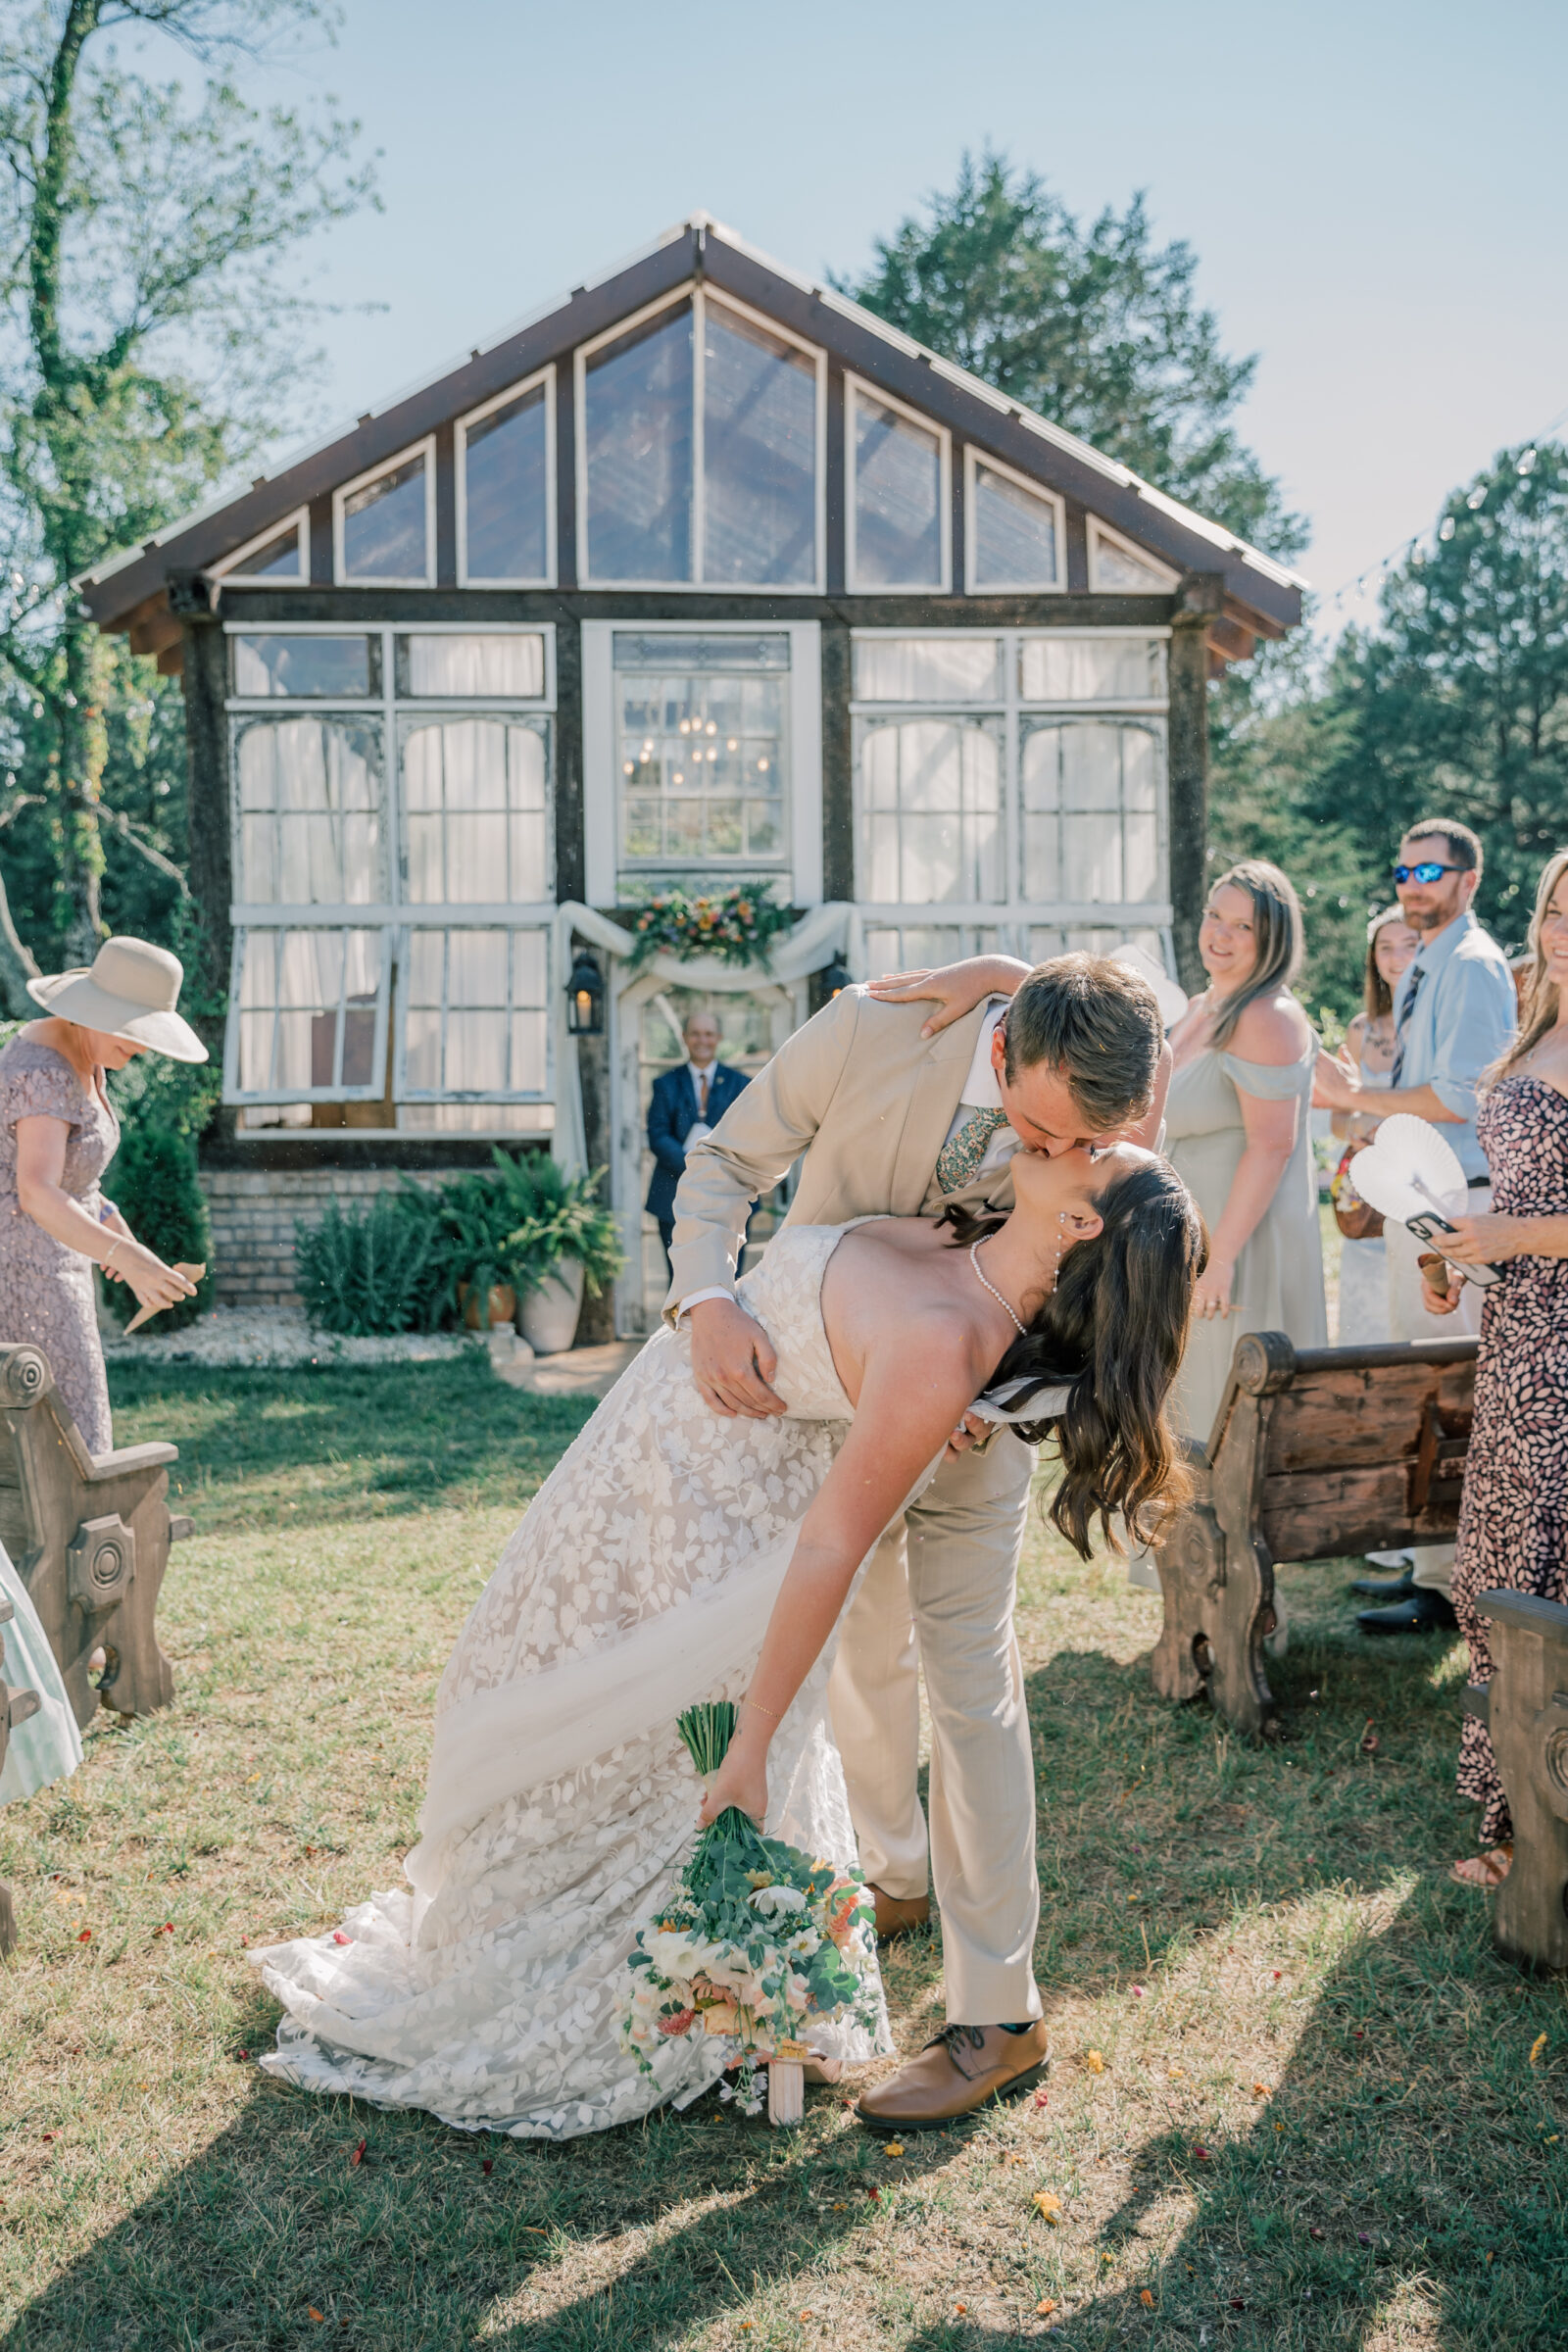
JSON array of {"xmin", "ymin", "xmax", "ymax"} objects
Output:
[{"xmin": 1405, "ymin": 1211, "xmax": 1503, "ymax": 1289}]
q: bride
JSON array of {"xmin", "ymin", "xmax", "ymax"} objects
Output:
[{"xmin": 253, "ymin": 1141, "xmax": 1204, "ymax": 2139}]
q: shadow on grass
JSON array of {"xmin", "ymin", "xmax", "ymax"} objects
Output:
[
  {"xmin": 7, "ymin": 1549, "xmax": 1563, "ymax": 2350},
  {"xmin": 108, "ymin": 1357, "xmax": 597, "ymax": 1533}
]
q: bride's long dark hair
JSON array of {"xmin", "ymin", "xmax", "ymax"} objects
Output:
[{"xmin": 941, "ymin": 1158, "xmax": 1207, "ymax": 1558}]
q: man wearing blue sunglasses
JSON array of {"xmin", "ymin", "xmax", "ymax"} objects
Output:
[{"xmin": 1314, "ymin": 817, "xmax": 1516, "ymax": 1631}]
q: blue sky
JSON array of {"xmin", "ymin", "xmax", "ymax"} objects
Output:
[{"xmin": 201, "ymin": 0, "xmax": 1568, "ymax": 632}]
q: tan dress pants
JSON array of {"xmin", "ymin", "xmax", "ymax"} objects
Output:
[
  {"xmin": 827, "ymin": 1431, "xmax": 1040, "ymax": 2026},
  {"xmin": 1384, "ymin": 1189, "xmax": 1490, "ymax": 1596}
]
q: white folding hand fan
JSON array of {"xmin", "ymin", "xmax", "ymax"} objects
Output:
[{"xmin": 1348, "ymin": 1114, "xmax": 1502, "ymax": 1288}]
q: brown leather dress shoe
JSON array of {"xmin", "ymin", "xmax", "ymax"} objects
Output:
[
  {"xmin": 868, "ymin": 1884, "xmax": 930, "ymax": 1941},
  {"xmin": 857, "ymin": 2021, "xmax": 1050, "ymax": 2132}
]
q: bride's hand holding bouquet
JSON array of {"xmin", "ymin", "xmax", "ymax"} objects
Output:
[{"xmin": 696, "ymin": 1700, "xmax": 771, "ymax": 1830}]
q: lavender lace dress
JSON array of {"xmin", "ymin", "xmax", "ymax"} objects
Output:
[
  {"xmin": 0, "ymin": 1036, "xmax": 119, "ymax": 1453},
  {"xmin": 1452, "ymin": 1076, "xmax": 1568, "ymax": 1845}
]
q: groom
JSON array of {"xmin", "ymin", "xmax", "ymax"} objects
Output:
[{"xmin": 667, "ymin": 952, "xmax": 1169, "ymax": 2127}]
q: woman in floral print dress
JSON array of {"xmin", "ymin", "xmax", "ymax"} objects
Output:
[{"xmin": 1424, "ymin": 851, "xmax": 1568, "ymax": 1886}]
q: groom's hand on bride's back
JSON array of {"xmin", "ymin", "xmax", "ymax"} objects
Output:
[{"xmin": 687, "ymin": 1297, "xmax": 787, "ymax": 1418}]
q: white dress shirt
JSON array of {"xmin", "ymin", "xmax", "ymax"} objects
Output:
[{"xmin": 684, "ymin": 1056, "xmax": 717, "ymax": 1145}]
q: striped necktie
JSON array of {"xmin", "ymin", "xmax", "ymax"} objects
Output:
[
  {"xmin": 935, "ymin": 1106, "xmax": 1008, "ymax": 1196},
  {"xmin": 1388, "ymin": 962, "xmax": 1427, "ymax": 1092}
]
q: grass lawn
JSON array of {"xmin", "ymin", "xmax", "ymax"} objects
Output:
[{"xmin": 1, "ymin": 1351, "xmax": 1564, "ymax": 2350}]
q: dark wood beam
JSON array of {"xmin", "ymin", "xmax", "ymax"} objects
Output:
[{"xmin": 1167, "ymin": 615, "xmax": 1210, "ymax": 993}]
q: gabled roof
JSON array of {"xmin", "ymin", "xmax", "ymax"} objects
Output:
[{"xmin": 77, "ymin": 211, "xmax": 1306, "ymax": 649}]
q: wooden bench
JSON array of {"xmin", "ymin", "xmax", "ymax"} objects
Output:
[
  {"xmin": 1152, "ymin": 1331, "xmax": 1479, "ymax": 1740},
  {"xmin": 0, "ymin": 1343, "xmax": 193, "ymax": 1732},
  {"xmin": 1466, "ymin": 1592, "xmax": 1568, "ymax": 1973},
  {"xmin": 0, "ymin": 1591, "xmax": 41, "ymax": 1955}
]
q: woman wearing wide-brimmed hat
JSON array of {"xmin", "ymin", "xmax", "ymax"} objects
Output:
[{"xmin": 0, "ymin": 936, "xmax": 207, "ymax": 1453}]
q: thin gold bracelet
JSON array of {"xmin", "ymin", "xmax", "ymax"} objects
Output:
[
  {"xmin": 743, "ymin": 1695, "xmax": 781, "ymax": 1721},
  {"xmin": 101, "ymin": 1238, "xmax": 123, "ymax": 1275}
]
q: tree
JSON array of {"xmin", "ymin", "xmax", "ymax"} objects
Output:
[
  {"xmin": 0, "ymin": 0, "xmax": 372, "ymax": 993},
  {"xmin": 1309, "ymin": 444, "xmax": 1568, "ymax": 953},
  {"xmin": 836, "ymin": 149, "xmax": 1305, "ymax": 560}
]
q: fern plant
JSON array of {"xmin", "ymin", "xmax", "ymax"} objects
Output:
[{"xmin": 491, "ymin": 1151, "xmax": 623, "ymax": 1300}]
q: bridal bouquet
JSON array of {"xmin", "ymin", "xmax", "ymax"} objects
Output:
[{"xmin": 617, "ymin": 1703, "xmax": 878, "ymax": 2121}]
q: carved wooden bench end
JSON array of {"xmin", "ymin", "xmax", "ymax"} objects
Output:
[{"xmin": 1470, "ymin": 1592, "xmax": 1568, "ymax": 1974}]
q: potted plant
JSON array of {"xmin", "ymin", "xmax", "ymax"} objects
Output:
[
  {"xmin": 431, "ymin": 1171, "xmax": 518, "ymax": 1333},
  {"xmin": 492, "ymin": 1152, "xmax": 623, "ymax": 1354}
]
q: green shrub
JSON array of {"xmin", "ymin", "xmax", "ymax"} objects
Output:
[
  {"xmin": 293, "ymin": 1187, "xmax": 447, "ymax": 1337},
  {"xmin": 104, "ymin": 1126, "xmax": 215, "ymax": 1331}
]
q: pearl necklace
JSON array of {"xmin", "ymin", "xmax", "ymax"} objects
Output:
[{"xmin": 969, "ymin": 1240, "xmax": 1026, "ymax": 1337}]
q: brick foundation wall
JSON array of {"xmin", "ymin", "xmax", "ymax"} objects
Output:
[{"xmin": 202, "ymin": 1166, "xmax": 444, "ymax": 1309}]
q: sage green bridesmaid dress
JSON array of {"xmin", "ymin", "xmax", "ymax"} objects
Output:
[{"xmin": 1165, "ymin": 1042, "xmax": 1327, "ymax": 1446}]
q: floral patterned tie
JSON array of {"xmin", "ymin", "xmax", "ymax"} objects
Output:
[{"xmin": 935, "ymin": 1105, "xmax": 1009, "ymax": 1196}]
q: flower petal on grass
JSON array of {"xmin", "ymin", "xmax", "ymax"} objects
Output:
[
  {"xmin": 1033, "ymin": 2191, "xmax": 1062, "ymax": 2223},
  {"xmin": 882, "ymin": 2141, "xmax": 904, "ymax": 2157},
  {"xmin": 1529, "ymin": 2033, "xmax": 1547, "ymax": 2065},
  {"xmin": 1085, "ymin": 2049, "xmax": 1105, "ymax": 2074}
]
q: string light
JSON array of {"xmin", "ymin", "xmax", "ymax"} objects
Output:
[{"xmin": 1325, "ymin": 400, "xmax": 1568, "ymax": 617}]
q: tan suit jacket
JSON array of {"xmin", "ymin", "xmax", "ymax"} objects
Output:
[{"xmin": 665, "ymin": 988, "xmax": 1014, "ymax": 1314}]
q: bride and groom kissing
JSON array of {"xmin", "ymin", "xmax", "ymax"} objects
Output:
[{"xmin": 253, "ymin": 950, "xmax": 1204, "ymax": 2140}]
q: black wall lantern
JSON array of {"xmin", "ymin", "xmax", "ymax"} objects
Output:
[
  {"xmin": 822, "ymin": 956, "xmax": 854, "ymax": 1000},
  {"xmin": 565, "ymin": 947, "xmax": 606, "ymax": 1037}
]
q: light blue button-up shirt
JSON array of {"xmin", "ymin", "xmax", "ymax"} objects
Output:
[{"xmin": 1391, "ymin": 909, "xmax": 1516, "ymax": 1181}]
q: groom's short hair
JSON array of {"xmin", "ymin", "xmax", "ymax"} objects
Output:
[{"xmin": 1001, "ymin": 955, "xmax": 1163, "ymax": 1129}]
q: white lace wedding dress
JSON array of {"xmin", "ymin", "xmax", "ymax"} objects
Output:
[{"xmin": 252, "ymin": 1222, "xmax": 906, "ymax": 2140}]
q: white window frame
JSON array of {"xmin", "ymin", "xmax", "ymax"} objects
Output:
[
  {"xmin": 333, "ymin": 435, "xmax": 438, "ymax": 588},
  {"xmin": 224, "ymin": 923, "xmax": 392, "ymax": 1104},
  {"xmin": 1087, "ymin": 515, "xmax": 1181, "ymax": 595},
  {"xmin": 582, "ymin": 616, "xmax": 821, "ymax": 907},
  {"xmin": 221, "ymin": 622, "xmax": 559, "ymax": 1113},
  {"xmin": 574, "ymin": 284, "xmax": 827, "ymax": 593},
  {"xmin": 211, "ymin": 506, "xmax": 311, "ymax": 587},
  {"xmin": 961, "ymin": 447, "xmax": 1064, "ymax": 596},
  {"xmin": 393, "ymin": 920, "xmax": 555, "ymax": 1103},
  {"xmin": 456, "ymin": 366, "xmax": 556, "ymax": 588},
  {"xmin": 845, "ymin": 374, "xmax": 953, "ymax": 596},
  {"xmin": 849, "ymin": 625, "xmax": 1175, "ymax": 957}
]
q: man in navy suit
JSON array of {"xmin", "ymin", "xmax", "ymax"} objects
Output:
[{"xmin": 646, "ymin": 1010, "xmax": 751, "ymax": 1273}]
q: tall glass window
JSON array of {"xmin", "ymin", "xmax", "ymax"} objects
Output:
[
  {"xmin": 583, "ymin": 303, "xmax": 694, "ymax": 583},
  {"xmin": 967, "ymin": 459, "xmax": 1060, "ymax": 590},
  {"xmin": 614, "ymin": 631, "xmax": 788, "ymax": 881},
  {"xmin": 704, "ymin": 307, "xmax": 817, "ymax": 585},
  {"xmin": 337, "ymin": 447, "xmax": 431, "ymax": 583},
  {"xmin": 1021, "ymin": 720, "xmax": 1162, "ymax": 904},
  {"xmin": 580, "ymin": 292, "xmax": 823, "ymax": 588},
  {"xmin": 460, "ymin": 380, "xmax": 551, "ymax": 583},
  {"xmin": 849, "ymin": 384, "xmax": 946, "ymax": 590}
]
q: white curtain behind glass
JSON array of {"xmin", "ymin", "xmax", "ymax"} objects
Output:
[
  {"xmin": 404, "ymin": 928, "xmax": 548, "ymax": 1097},
  {"xmin": 237, "ymin": 927, "xmax": 380, "ymax": 1093},
  {"xmin": 861, "ymin": 718, "xmax": 1002, "ymax": 904},
  {"xmin": 401, "ymin": 718, "xmax": 549, "ymax": 904},
  {"xmin": 235, "ymin": 717, "xmax": 382, "ymax": 904}
]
